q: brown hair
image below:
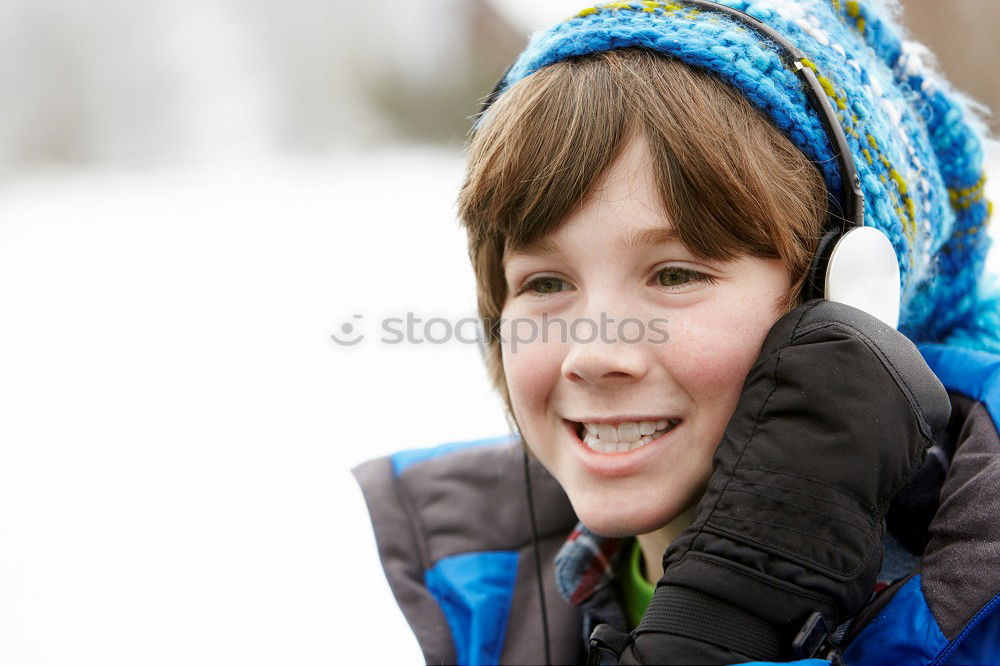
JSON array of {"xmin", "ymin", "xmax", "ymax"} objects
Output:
[{"xmin": 456, "ymin": 47, "xmax": 827, "ymax": 420}]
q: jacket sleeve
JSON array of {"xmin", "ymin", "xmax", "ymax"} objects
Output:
[
  {"xmin": 352, "ymin": 455, "xmax": 458, "ymax": 665},
  {"xmin": 353, "ymin": 439, "xmax": 585, "ymax": 666},
  {"xmin": 734, "ymin": 344, "xmax": 1000, "ymax": 665},
  {"xmin": 837, "ymin": 344, "xmax": 1000, "ymax": 665}
]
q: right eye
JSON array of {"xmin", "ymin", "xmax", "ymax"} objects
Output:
[{"xmin": 519, "ymin": 276, "xmax": 569, "ymax": 296}]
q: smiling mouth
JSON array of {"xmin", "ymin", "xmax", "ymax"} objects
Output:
[{"xmin": 570, "ymin": 418, "xmax": 682, "ymax": 454}]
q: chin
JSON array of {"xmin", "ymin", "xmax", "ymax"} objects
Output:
[{"xmin": 569, "ymin": 492, "xmax": 684, "ymax": 538}]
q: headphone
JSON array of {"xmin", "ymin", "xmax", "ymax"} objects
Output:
[{"xmin": 472, "ymin": 0, "xmax": 902, "ymax": 329}]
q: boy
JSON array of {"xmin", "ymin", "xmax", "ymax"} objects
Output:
[{"xmin": 354, "ymin": 1, "xmax": 1000, "ymax": 663}]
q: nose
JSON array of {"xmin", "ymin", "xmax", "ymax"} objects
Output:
[{"xmin": 560, "ymin": 311, "xmax": 652, "ymax": 386}]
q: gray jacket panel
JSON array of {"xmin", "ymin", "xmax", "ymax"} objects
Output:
[{"xmin": 352, "ymin": 442, "xmax": 582, "ymax": 665}]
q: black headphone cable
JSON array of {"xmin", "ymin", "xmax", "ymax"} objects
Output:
[{"xmin": 522, "ymin": 444, "xmax": 553, "ymax": 666}]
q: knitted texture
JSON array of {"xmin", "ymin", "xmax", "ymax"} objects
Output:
[{"xmin": 476, "ymin": 0, "xmax": 999, "ymax": 354}]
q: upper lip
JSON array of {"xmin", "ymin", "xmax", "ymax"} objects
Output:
[{"xmin": 565, "ymin": 416, "xmax": 681, "ymax": 425}]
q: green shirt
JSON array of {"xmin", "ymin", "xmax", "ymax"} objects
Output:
[{"xmin": 614, "ymin": 537, "xmax": 656, "ymax": 630}]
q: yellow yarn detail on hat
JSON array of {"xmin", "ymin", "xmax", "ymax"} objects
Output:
[
  {"xmin": 801, "ymin": 58, "xmax": 847, "ymax": 110},
  {"xmin": 571, "ymin": 1, "xmax": 692, "ymax": 20},
  {"xmin": 948, "ymin": 173, "xmax": 988, "ymax": 210}
]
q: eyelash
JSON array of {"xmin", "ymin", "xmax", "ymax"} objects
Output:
[{"xmin": 516, "ymin": 266, "xmax": 718, "ymax": 297}]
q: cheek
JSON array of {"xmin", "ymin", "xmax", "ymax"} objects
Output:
[
  {"xmin": 500, "ymin": 336, "xmax": 561, "ymax": 419},
  {"xmin": 664, "ymin": 305, "xmax": 776, "ymax": 431},
  {"xmin": 501, "ymin": 339, "xmax": 567, "ymax": 469}
]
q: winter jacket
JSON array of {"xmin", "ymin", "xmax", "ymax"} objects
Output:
[{"xmin": 352, "ymin": 342, "xmax": 1000, "ymax": 665}]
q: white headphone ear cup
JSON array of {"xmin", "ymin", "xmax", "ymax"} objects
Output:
[{"xmin": 824, "ymin": 226, "xmax": 901, "ymax": 329}]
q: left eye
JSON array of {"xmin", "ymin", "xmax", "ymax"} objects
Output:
[{"xmin": 655, "ymin": 267, "xmax": 717, "ymax": 290}]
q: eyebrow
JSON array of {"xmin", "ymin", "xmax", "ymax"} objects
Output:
[
  {"xmin": 507, "ymin": 226, "xmax": 680, "ymax": 259},
  {"xmin": 616, "ymin": 226, "xmax": 680, "ymax": 252}
]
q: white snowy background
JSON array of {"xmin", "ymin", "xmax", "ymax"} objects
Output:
[{"xmin": 0, "ymin": 1, "xmax": 997, "ymax": 664}]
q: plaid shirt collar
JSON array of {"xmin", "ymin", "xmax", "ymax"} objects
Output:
[{"xmin": 553, "ymin": 521, "xmax": 630, "ymax": 638}]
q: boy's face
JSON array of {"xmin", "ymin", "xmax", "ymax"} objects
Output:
[{"xmin": 500, "ymin": 133, "xmax": 791, "ymax": 537}]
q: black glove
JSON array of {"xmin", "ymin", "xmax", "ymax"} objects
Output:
[{"xmin": 591, "ymin": 299, "xmax": 951, "ymax": 665}]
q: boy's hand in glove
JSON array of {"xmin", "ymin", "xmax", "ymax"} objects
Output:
[{"xmin": 595, "ymin": 298, "xmax": 951, "ymax": 665}]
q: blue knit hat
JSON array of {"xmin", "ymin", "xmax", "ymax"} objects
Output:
[{"xmin": 476, "ymin": 0, "xmax": 999, "ymax": 355}]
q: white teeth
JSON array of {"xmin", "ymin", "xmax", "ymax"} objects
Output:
[
  {"xmin": 579, "ymin": 419, "xmax": 678, "ymax": 454},
  {"xmin": 595, "ymin": 424, "xmax": 617, "ymax": 441},
  {"xmin": 584, "ymin": 433, "xmax": 617, "ymax": 454},
  {"xmin": 618, "ymin": 422, "xmax": 640, "ymax": 441}
]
